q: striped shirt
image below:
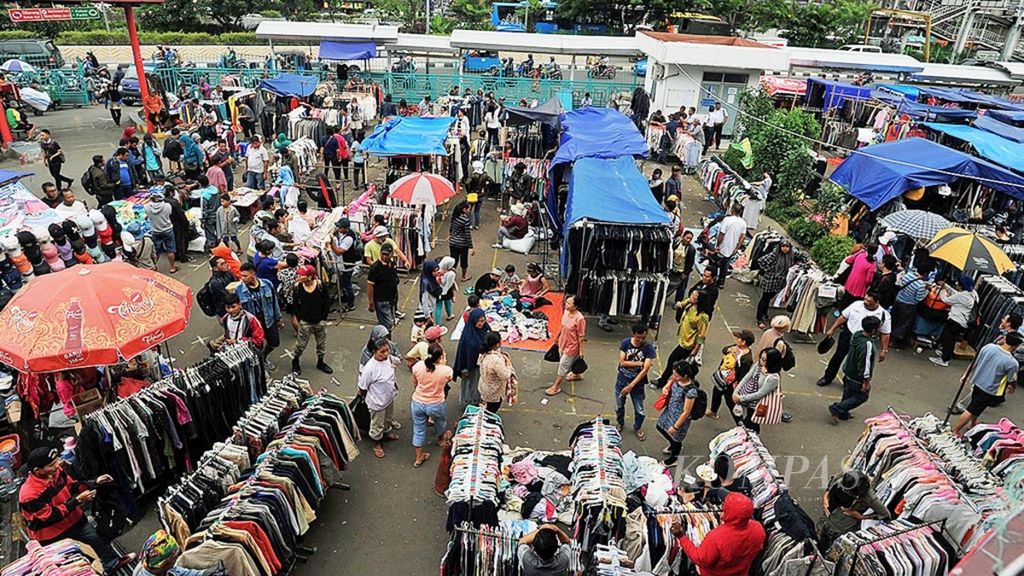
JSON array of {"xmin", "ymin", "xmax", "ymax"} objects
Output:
[{"xmin": 895, "ymin": 271, "xmax": 928, "ymax": 305}]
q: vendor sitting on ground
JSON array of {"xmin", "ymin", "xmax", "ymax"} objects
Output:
[
  {"xmin": 5, "ymin": 100, "xmax": 35, "ymax": 140},
  {"xmin": 818, "ymin": 470, "xmax": 890, "ymax": 548},
  {"xmin": 499, "ymin": 264, "xmax": 521, "ymax": 292},
  {"xmin": 519, "ymin": 524, "xmax": 571, "ymax": 576},
  {"xmin": 474, "ymin": 267, "xmax": 503, "ymax": 296},
  {"xmin": 19, "ymin": 447, "xmax": 136, "ymax": 573},
  {"xmin": 493, "ymin": 203, "xmax": 530, "ymax": 248}
]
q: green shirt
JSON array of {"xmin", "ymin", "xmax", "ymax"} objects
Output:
[
  {"xmin": 843, "ymin": 331, "xmax": 877, "ymax": 382},
  {"xmin": 6, "ymin": 109, "xmax": 19, "ymax": 129}
]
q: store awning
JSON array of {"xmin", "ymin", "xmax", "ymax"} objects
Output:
[
  {"xmin": 551, "ymin": 107, "xmax": 647, "ymax": 167},
  {"xmin": 318, "ymin": 40, "xmax": 376, "ymax": 61},
  {"xmin": 975, "ymin": 114, "xmax": 1024, "ymax": 143},
  {"xmin": 921, "ymin": 122, "xmax": 1024, "ymax": 173},
  {"xmin": 804, "ymin": 78, "xmax": 871, "ymax": 112},
  {"xmin": 258, "ymin": 73, "xmax": 319, "ymax": 97},
  {"xmin": 361, "ymin": 116, "xmax": 455, "ymax": 157},
  {"xmin": 829, "ymin": 137, "xmax": 1024, "ymax": 211},
  {"xmin": 760, "ymin": 76, "xmax": 806, "ymax": 96},
  {"xmin": 504, "ymin": 97, "xmax": 563, "ymax": 128}
]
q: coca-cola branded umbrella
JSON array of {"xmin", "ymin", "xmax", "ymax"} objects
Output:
[{"xmin": 0, "ymin": 263, "xmax": 193, "ymax": 372}]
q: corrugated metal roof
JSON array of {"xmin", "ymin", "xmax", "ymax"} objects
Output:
[
  {"xmin": 449, "ymin": 30, "xmax": 640, "ymax": 56},
  {"xmin": 786, "ymin": 47, "xmax": 924, "ymax": 73},
  {"xmin": 911, "ymin": 63, "xmax": 1016, "ymax": 86},
  {"xmin": 254, "ymin": 21, "xmax": 399, "ymax": 42}
]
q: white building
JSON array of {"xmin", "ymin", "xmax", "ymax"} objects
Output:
[{"xmin": 636, "ymin": 32, "xmax": 790, "ymax": 135}]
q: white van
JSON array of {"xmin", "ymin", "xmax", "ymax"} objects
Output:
[{"xmin": 839, "ymin": 44, "xmax": 883, "ymax": 53}]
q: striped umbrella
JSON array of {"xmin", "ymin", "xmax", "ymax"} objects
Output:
[
  {"xmin": 879, "ymin": 210, "xmax": 951, "ymax": 242},
  {"xmin": 388, "ymin": 172, "xmax": 456, "ymax": 206},
  {"xmin": 0, "ymin": 59, "xmax": 35, "ymax": 73},
  {"xmin": 926, "ymin": 227, "xmax": 1015, "ymax": 274}
]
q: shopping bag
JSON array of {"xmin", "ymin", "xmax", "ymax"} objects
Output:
[
  {"xmin": 751, "ymin": 387, "xmax": 784, "ymax": 425},
  {"xmin": 543, "ymin": 342, "xmax": 560, "ymax": 362},
  {"xmin": 654, "ymin": 392, "xmax": 669, "ymax": 411},
  {"xmin": 349, "ymin": 395, "xmax": 371, "ymax": 432},
  {"xmin": 570, "ymin": 357, "xmax": 588, "ymax": 374}
]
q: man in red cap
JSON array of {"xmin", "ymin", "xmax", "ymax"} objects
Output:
[
  {"xmin": 291, "ymin": 264, "xmax": 333, "ymax": 375},
  {"xmin": 19, "ymin": 446, "xmax": 135, "ymax": 571}
]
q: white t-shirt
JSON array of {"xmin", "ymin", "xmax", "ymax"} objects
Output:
[
  {"xmin": 717, "ymin": 215, "xmax": 747, "ymax": 257},
  {"xmin": 288, "ymin": 216, "xmax": 312, "ymax": 242},
  {"xmin": 709, "ymin": 108, "xmax": 727, "ymax": 125},
  {"xmin": 54, "ymin": 201, "xmax": 87, "ymax": 219},
  {"xmin": 246, "ymin": 145, "xmax": 269, "ymax": 173},
  {"xmin": 842, "ymin": 301, "xmax": 892, "ymax": 335},
  {"xmin": 486, "ymin": 111, "xmax": 501, "ymax": 129}
]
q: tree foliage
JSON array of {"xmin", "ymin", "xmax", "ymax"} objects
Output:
[
  {"xmin": 736, "ymin": 89, "xmax": 819, "ymax": 205},
  {"xmin": 779, "ymin": 0, "xmax": 876, "ymax": 48}
]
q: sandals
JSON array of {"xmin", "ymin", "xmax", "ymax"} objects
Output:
[
  {"xmin": 635, "ymin": 429, "xmax": 646, "ymax": 442},
  {"xmin": 383, "ymin": 432, "xmax": 401, "ymax": 441},
  {"xmin": 373, "ymin": 444, "xmax": 385, "ymax": 458},
  {"xmin": 413, "ymin": 452, "xmax": 431, "ymax": 468},
  {"xmin": 168, "ymin": 267, "xmax": 180, "ymax": 274},
  {"xmin": 544, "ymin": 386, "xmax": 562, "ymax": 396},
  {"xmin": 705, "ymin": 411, "xmax": 719, "ymax": 420}
]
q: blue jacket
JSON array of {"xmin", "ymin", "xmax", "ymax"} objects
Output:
[
  {"xmin": 104, "ymin": 157, "xmax": 133, "ymax": 188},
  {"xmin": 180, "ymin": 134, "xmax": 205, "ymax": 168},
  {"xmin": 235, "ymin": 279, "xmax": 280, "ymax": 325}
]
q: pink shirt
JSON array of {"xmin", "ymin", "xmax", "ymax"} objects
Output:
[
  {"xmin": 412, "ymin": 362, "xmax": 453, "ymax": 404},
  {"xmin": 843, "ymin": 251, "xmax": 877, "ymax": 299},
  {"xmin": 559, "ymin": 310, "xmax": 586, "ymax": 357}
]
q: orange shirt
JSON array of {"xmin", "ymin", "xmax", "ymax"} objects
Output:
[{"xmin": 559, "ymin": 310, "xmax": 586, "ymax": 357}]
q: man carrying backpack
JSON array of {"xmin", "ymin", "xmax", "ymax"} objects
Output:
[
  {"xmin": 83, "ymin": 155, "xmax": 116, "ymax": 207},
  {"xmin": 200, "ymin": 256, "xmax": 236, "ymax": 317},
  {"xmin": 330, "ymin": 217, "xmax": 361, "ymax": 313}
]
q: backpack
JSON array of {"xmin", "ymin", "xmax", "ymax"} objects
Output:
[
  {"xmin": 689, "ymin": 384, "xmax": 709, "ymax": 421},
  {"xmin": 339, "ymin": 229, "xmax": 363, "ymax": 263},
  {"xmin": 80, "ymin": 168, "xmax": 96, "ymax": 196},
  {"xmin": 776, "ymin": 337, "xmax": 796, "ymax": 371},
  {"xmin": 196, "ymin": 282, "xmax": 219, "ymax": 317}
]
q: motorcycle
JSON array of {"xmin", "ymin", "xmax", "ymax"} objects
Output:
[
  {"xmin": 541, "ymin": 66, "xmax": 563, "ymax": 80},
  {"xmin": 587, "ymin": 64, "xmax": 616, "ymax": 79}
]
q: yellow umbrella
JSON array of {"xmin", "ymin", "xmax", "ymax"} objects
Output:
[{"xmin": 926, "ymin": 227, "xmax": 1015, "ymax": 275}]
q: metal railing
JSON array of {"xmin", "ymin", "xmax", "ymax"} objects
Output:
[{"xmin": 7, "ymin": 65, "xmax": 89, "ymax": 107}]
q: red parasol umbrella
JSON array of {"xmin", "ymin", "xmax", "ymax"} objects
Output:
[
  {"xmin": 0, "ymin": 263, "xmax": 193, "ymax": 372},
  {"xmin": 388, "ymin": 172, "xmax": 456, "ymax": 205}
]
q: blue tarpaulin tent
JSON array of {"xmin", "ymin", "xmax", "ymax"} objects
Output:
[
  {"xmin": 876, "ymin": 84, "xmax": 919, "ymax": 101},
  {"xmin": 872, "ymin": 91, "xmax": 975, "ymax": 122},
  {"xmin": 975, "ymin": 114, "xmax": 1024, "ymax": 143},
  {"xmin": 361, "ymin": 116, "xmax": 455, "ymax": 157},
  {"xmin": 0, "ymin": 170, "xmax": 32, "ymax": 184},
  {"xmin": 829, "ymin": 138, "xmax": 1024, "ymax": 211},
  {"xmin": 917, "ymin": 87, "xmax": 983, "ymax": 105},
  {"xmin": 922, "ymin": 122, "xmax": 1024, "ymax": 173},
  {"xmin": 559, "ymin": 156, "xmax": 670, "ymax": 274},
  {"xmin": 988, "ymin": 110, "xmax": 1024, "ymax": 125},
  {"xmin": 804, "ymin": 78, "xmax": 871, "ymax": 112},
  {"xmin": 551, "ymin": 108, "xmax": 647, "ymax": 167},
  {"xmin": 318, "ymin": 40, "xmax": 377, "ymax": 61},
  {"xmin": 258, "ymin": 73, "xmax": 319, "ymax": 97}
]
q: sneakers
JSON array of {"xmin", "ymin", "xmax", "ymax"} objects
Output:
[
  {"xmin": 291, "ymin": 358, "xmax": 301, "ymax": 375},
  {"xmin": 929, "ymin": 357, "xmax": 950, "ymax": 367},
  {"xmin": 816, "ymin": 377, "xmax": 832, "ymax": 387},
  {"xmin": 491, "ymin": 243, "xmax": 503, "ymax": 249},
  {"xmin": 317, "ymin": 358, "xmax": 334, "ymax": 374},
  {"xmin": 340, "ymin": 305, "xmax": 356, "ymax": 313}
]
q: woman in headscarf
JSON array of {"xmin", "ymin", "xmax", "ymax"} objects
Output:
[
  {"xmin": 360, "ymin": 325, "xmax": 400, "ymax": 368},
  {"xmin": 419, "ymin": 260, "xmax": 443, "ymax": 321},
  {"xmin": 755, "ymin": 240, "xmax": 805, "ymax": 329},
  {"xmin": 436, "ymin": 256, "xmax": 458, "ymax": 324},
  {"xmin": 273, "ymin": 132, "xmax": 292, "ymax": 154},
  {"xmin": 454, "ymin": 308, "xmax": 491, "ymax": 405}
]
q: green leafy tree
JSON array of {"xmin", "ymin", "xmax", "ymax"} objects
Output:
[
  {"xmin": 449, "ymin": 0, "xmax": 492, "ymax": 28},
  {"xmin": 780, "ymin": 0, "xmax": 876, "ymax": 48},
  {"xmin": 699, "ymin": 0, "xmax": 789, "ymax": 35}
]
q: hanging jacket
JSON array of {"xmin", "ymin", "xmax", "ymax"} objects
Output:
[{"xmin": 677, "ymin": 492, "xmax": 765, "ymax": 576}]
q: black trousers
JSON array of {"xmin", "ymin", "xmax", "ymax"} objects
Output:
[
  {"xmin": 326, "ymin": 157, "xmax": 349, "ymax": 180},
  {"xmin": 757, "ymin": 288, "xmax": 780, "ymax": 324},
  {"xmin": 48, "ymin": 161, "xmax": 74, "ymax": 189},
  {"xmin": 740, "ymin": 406, "xmax": 761, "ymax": 433},
  {"xmin": 449, "ymin": 245, "xmax": 470, "ymax": 271},
  {"xmin": 110, "ymin": 107, "xmax": 122, "ymax": 126},
  {"xmin": 485, "ymin": 399, "xmax": 502, "ymax": 413},
  {"xmin": 657, "ymin": 425, "xmax": 682, "ymax": 458},
  {"xmin": 657, "ymin": 345, "xmax": 694, "ymax": 387},
  {"xmin": 713, "ymin": 123, "xmax": 725, "ymax": 148},
  {"xmin": 241, "ymin": 119, "xmax": 256, "ymax": 139},
  {"xmin": 42, "ymin": 519, "xmax": 121, "ymax": 571},
  {"xmin": 821, "ymin": 328, "xmax": 853, "ymax": 384},
  {"xmin": 891, "ymin": 301, "xmax": 917, "ymax": 345},
  {"xmin": 710, "ymin": 383, "xmax": 737, "ymax": 416},
  {"xmin": 940, "ymin": 319, "xmax": 967, "ymax": 362}
]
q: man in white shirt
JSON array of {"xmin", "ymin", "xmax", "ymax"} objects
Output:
[
  {"xmin": 817, "ymin": 290, "xmax": 891, "ymax": 388},
  {"xmin": 244, "ymin": 135, "xmax": 270, "ymax": 190},
  {"xmin": 54, "ymin": 189, "xmax": 88, "ymax": 219},
  {"xmin": 714, "ymin": 204, "xmax": 747, "ymax": 288},
  {"xmin": 708, "ymin": 102, "xmax": 728, "ymax": 150}
]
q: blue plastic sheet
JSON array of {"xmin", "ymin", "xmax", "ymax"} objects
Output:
[
  {"xmin": 872, "ymin": 91, "xmax": 975, "ymax": 122},
  {"xmin": 361, "ymin": 116, "xmax": 456, "ymax": 157},
  {"xmin": 975, "ymin": 114, "xmax": 1024, "ymax": 143},
  {"xmin": 876, "ymin": 84, "xmax": 919, "ymax": 101},
  {"xmin": 318, "ymin": 41, "xmax": 376, "ymax": 61},
  {"xmin": 830, "ymin": 138, "xmax": 1024, "ymax": 211},
  {"xmin": 258, "ymin": 73, "xmax": 319, "ymax": 97},
  {"xmin": 0, "ymin": 170, "xmax": 32, "ymax": 184},
  {"xmin": 922, "ymin": 122, "xmax": 1024, "ymax": 172},
  {"xmin": 550, "ymin": 108, "xmax": 647, "ymax": 167},
  {"xmin": 805, "ymin": 78, "xmax": 871, "ymax": 112},
  {"xmin": 988, "ymin": 110, "xmax": 1024, "ymax": 124}
]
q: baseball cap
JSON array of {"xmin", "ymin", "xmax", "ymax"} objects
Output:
[
  {"xmin": 491, "ymin": 267, "xmax": 503, "ymax": 276},
  {"xmin": 297, "ymin": 264, "xmax": 316, "ymax": 278},
  {"xmin": 425, "ymin": 325, "xmax": 449, "ymax": 340},
  {"xmin": 380, "ymin": 242, "xmax": 395, "ymax": 254},
  {"xmin": 373, "ymin": 225, "xmax": 389, "ymax": 238},
  {"xmin": 733, "ymin": 329, "xmax": 756, "ymax": 346},
  {"xmin": 26, "ymin": 445, "xmax": 59, "ymax": 470},
  {"xmin": 1007, "ymin": 331, "xmax": 1024, "ymax": 346},
  {"xmin": 413, "ymin": 310, "xmax": 428, "ymax": 322},
  {"xmin": 335, "ymin": 217, "xmax": 351, "ymax": 229}
]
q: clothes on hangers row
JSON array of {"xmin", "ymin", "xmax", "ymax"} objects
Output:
[
  {"xmin": 565, "ymin": 223, "xmax": 673, "ymax": 280},
  {"xmin": 708, "ymin": 427, "xmax": 786, "ymax": 510},
  {"xmin": 698, "ymin": 159, "xmax": 757, "ymax": 214},
  {"xmin": 570, "ymin": 418, "xmax": 627, "ymax": 569},
  {"xmin": 964, "ymin": 418, "xmax": 1024, "ymax": 487},
  {"xmin": 673, "ymin": 132, "xmax": 702, "ymax": 172},
  {"xmin": 439, "ymin": 521, "xmax": 536, "ymax": 576},
  {"xmin": 0, "ymin": 539, "xmax": 103, "ymax": 576},
  {"xmin": 846, "ymin": 411, "xmax": 1010, "ymax": 552},
  {"xmin": 76, "ymin": 343, "xmax": 266, "ymax": 502},
  {"xmin": 907, "ymin": 413, "xmax": 1003, "ymax": 492},
  {"xmin": 505, "ymin": 127, "xmax": 545, "ymax": 159},
  {"xmin": 287, "ymin": 118, "xmax": 327, "ymax": 144},
  {"xmin": 503, "ymin": 157, "xmax": 549, "ymax": 181},
  {"xmin": 173, "ymin": 389, "xmax": 358, "ymax": 575},
  {"xmin": 825, "ymin": 520, "xmax": 956, "ymax": 576},
  {"xmin": 570, "ymin": 272, "xmax": 671, "ymax": 318},
  {"xmin": 644, "ymin": 506, "xmax": 722, "ymax": 575},
  {"xmin": 970, "ymin": 275, "xmax": 1024, "ymax": 350},
  {"xmin": 770, "ymin": 264, "xmax": 833, "ymax": 334},
  {"xmin": 446, "ymin": 406, "xmax": 505, "ymax": 532},
  {"xmin": 287, "ymin": 138, "xmax": 320, "ymax": 177}
]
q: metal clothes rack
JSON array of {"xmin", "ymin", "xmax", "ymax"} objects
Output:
[{"xmin": 846, "ymin": 519, "xmax": 946, "ymax": 575}]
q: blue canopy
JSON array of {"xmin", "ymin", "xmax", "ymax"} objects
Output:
[
  {"xmin": 922, "ymin": 122, "xmax": 1024, "ymax": 173},
  {"xmin": 560, "ymin": 156, "xmax": 670, "ymax": 274},
  {"xmin": 988, "ymin": 109, "xmax": 1024, "ymax": 125},
  {"xmin": 258, "ymin": 73, "xmax": 319, "ymax": 98},
  {"xmin": 829, "ymin": 138, "xmax": 1024, "ymax": 211},
  {"xmin": 917, "ymin": 86, "xmax": 982, "ymax": 105},
  {"xmin": 551, "ymin": 108, "xmax": 647, "ymax": 167},
  {"xmin": 975, "ymin": 114, "xmax": 1024, "ymax": 143},
  {"xmin": 318, "ymin": 40, "xmax": 376, "ymax": 61},
  {"xmin": 876, "ymin": 84, "xmax": 919, "ymax": 101},
  {"xmin": 873, "ymin": 91, "xmax": 975, "ymax": 122},
  {"xmin": 361, "ymin": 116, "xmax": 455, "ymax": 157},
  {"xmin": 959, "ymin": 90, "xmax": 1024, "ymax": 111},
  {"xmin": 805, "ymin": 78, "xmax": 871, "ymax": 112},
  {"xmin": 0, "ymin": 170, "xmax": 32, "ymax": 184}
]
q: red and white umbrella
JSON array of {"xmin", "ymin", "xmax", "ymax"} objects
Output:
[{"xmin": 388, "ymin": 172, "xmax": 456, "ymax": 206}]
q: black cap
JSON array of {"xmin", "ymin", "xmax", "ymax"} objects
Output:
[
  {"xmin": 1007, "ymin": 331, "xmax": 1024, "ymax": 346},
  {"xmin": 26, "ymin": 446, "xmax": 59, "ymax": 471},
  {"xmin": 380, "ymin": 243, "xmax": 395, "ymax": 254}
]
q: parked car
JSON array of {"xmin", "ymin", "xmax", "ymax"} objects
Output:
[
  {"xmin": 463, "ymin": 50, "xmax": 502, "ymax": 74},
  {"xmin": 838, "ymin": 44, "xmax": 883, "ymax": 53},
  {"xmin": 0, "ymin": 39, "xmax": 64, "ymax": 69},
  {"xmin": 119, "ymin": 64, "xmax": 156, "ymax": 105}
]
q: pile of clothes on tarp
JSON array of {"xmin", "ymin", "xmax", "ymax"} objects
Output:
[
  {"xmin": 500, "ymin": 448, "xmax": 573, "ymax": 524},
  {"xmin": 481, "ymin": 294, "xmax": 550, "ymax": 343}
]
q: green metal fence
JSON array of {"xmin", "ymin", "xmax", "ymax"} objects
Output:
[{"xmin": 8, "ymin": 65, "xmax": 88, "ymax": 107}]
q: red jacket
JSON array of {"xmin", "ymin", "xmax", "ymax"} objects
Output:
[
  {"xmin": 678, "ymin": 492, "xmax": 765, "ymax": 576},
  {"xmin": 220, "ymin": 311, "xmax": 266, "ymax": 349},
  {"xmin": 18, "ymin": 466, "xmax": 89, "ymax": 542}
]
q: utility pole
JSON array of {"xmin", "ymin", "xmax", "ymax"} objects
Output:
[
  {"xmin": 1001, "ymin": 0, "xmax": 1024, "ymax": 60},
  {"xmin": 425, "ymin": 0, "xmax": 431, "ymax": 33}
]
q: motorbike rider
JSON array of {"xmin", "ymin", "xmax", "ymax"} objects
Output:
[
  {"xmin": 520, "ymin": 54, "xmax": 534, "ymax": 76},
  {"xmin": 546, "ymin": 57, "xmax": 560, "ymax": 76},
  {"xmin": 598, "ymin": 55, "xmax": 611, "ymax": 74}
]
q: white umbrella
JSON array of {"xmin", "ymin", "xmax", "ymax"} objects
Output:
[{"xmin": 0, "ymin": 59, "xmax": 36, "ymax": 73}]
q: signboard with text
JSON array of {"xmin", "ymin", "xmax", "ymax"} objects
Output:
[{"xmin": 8, "ymin": 6, "xmax": 101, "ymax": 21}]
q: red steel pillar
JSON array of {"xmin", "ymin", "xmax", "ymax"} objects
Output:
[{"xmin": 124, "ymin": 5, "xmax": 154, "ymax": 132}]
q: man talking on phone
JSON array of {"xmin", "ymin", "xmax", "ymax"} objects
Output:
[{"xmin": 19, "ymin": 446, "xmax": 136, "ymax": 571}]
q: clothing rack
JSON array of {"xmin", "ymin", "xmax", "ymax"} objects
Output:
[
  {"xmin": 445, "ymin": 406, "xmax": 504, "ymax": 532},
  {"xmin": 846, "ymin": 519, "xmax": 946, "ymax": 575}
]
